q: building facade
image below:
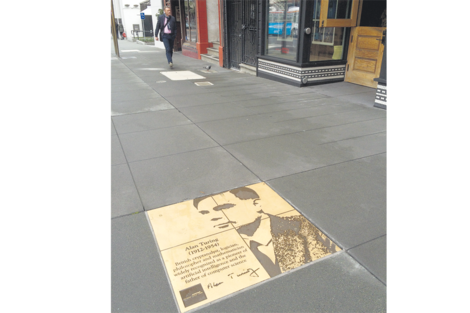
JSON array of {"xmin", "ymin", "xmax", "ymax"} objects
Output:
[
  {"xmin": 167, "ymin": 0, "xmax": 386, "ymax": 91},
  {"xmin": 113, "ymin": 0, "xmax": 386, "ymax": 100}
]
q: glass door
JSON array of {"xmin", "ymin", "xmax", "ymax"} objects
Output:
[{"xmin": 310, "ymin": 0, "xmax": 357, "ymax": 61}]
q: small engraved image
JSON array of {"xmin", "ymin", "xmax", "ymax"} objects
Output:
[
  {"xmin": 179, "ymin": 284, "xmax": 207, "ymax": 308},
  {"xmin": 193, "ymin": 185, "xmax": 340, "ymax": 277}
]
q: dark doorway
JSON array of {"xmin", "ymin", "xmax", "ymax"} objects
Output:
[
  {"xmin": 225, "ymin": 0, "xmax": 259, "ymax": 70},
  {"xmin": 360, "ymin": 0, "xmax": 386, "ymax": 27},
  {"xmin": 143, "ymin": 16, "xmax": 153, "ymax": 37}
]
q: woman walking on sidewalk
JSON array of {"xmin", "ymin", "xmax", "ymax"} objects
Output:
[{"xmin": 155, "ymin": 7, "xmax": 176, "ymax": 68}]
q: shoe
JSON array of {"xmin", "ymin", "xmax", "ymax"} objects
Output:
[{"xmin": 169, "ymin": 62, "xmax": 173, "ymax": 68}]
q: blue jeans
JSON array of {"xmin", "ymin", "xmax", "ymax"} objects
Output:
[{"xmin": 162, "ymin": 33, "xmax": 175, "ymax": 64}]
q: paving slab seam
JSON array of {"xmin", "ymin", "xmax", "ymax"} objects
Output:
[
  {"xmin": 345, "ymin": 234, "xmax": 386, "ymax": 252},
  {"xmin": 264, "ymin": 181, "xmax": 345, "ymax": 251},
  {"xmin": 272, "ymin": 107, "xmax": 379, "ymax": 124},
  {"xmin": 111, "ymin": 210, "xmax": 144, "ymax": 220},
  {"xmin": 160, "ymin": 96, "xmax": 325, "ymax": 112},
  {"xmin": 184, "ymin": 251, "xmax": 349, "ymax": 313},
  {"xmin": 111, "ymin": 121, "xmax": 195, "ymax": 135},
  {"xmin": 316, "ymin": 89, "xmax": 376, "ymax": 97},
  {"xmin": 112, "ymin": 119, "xmax": 146, "ymax": 212},
  {"xmin": 240, "ymin": 95, "xmax": 332, "ymax": 108},
  {"xmin": 112, "ymin": 96, "xmax": 169, "ymax": 104},
  {"xmin": 144, "ymin": 211, "xmax": 181, "ymax": 313},
  {"xmin": 166, "ymin": 97, "xmax": 237, "ymax": 109},
  {"xmin": 134, "ymin": 85, "xmax": 266, "ymax": 186},
  {"xmin": 264, "ymin": 152, "xmax": 387, "ymax": 185},
  {"xmin": 218, "ymin": 116, "xmax": 387, "ymax": 147},
  {"xmin": 141, "ymin": 179, "xmax": 273, "ymax": 212},
  {"xmin": 345, "ymin": 252, "xmax": 387, "ymax": 286},
  {"xmin": 260, "ymin": 183, "xmax": 387, "ymax": 287},
  {"xmin": 317, "ymin": 130, "xmax": 386, "ymax": 145},
  {"xmin": 125, "ymin": 145, "xmax": 221, "ymax": 167},
  {"xmin": 184, "ymin": 99, "xmax": 361, "ymax": 126},
  {"xmin": 110, "ymin": 108, "xmax": 181, "ymax": 118}
]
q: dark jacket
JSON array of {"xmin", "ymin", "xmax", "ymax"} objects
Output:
[{"xmin": 155, "ymin": 14, "xmax": 176, "ymax": 38}]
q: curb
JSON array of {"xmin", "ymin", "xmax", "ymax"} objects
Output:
[{"xmin": 136, "ymin": 40, "xmax": 155, "ymax": 45}]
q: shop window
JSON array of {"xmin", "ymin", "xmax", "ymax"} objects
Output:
[
  {"xmin": 265, "ymin": 1, "xmax": 301, "ymax": 61},
  {"xmin": 183, "ymin": 0, "xmax": 197, "ymax": 43},
  {"xmin": 310, "ymin": 0, "xmax": 346, "ymax": 61}
]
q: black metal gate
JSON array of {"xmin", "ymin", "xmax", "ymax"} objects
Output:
[
  {"xmin": 242, "ymin": 0, "xmax": 258, "ymax": 66},
  {"xmin": 225, "ymin": 0, "xmax": 258, "ymax": 69}
]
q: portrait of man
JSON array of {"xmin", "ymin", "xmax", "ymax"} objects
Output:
[{"xmin": 193, "ymin": 186, "xmax": 339, "ymax": 277}]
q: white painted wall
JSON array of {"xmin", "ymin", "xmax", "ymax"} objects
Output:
[
  {"xmin": 206, "ymin": 0, "xmax": 220, "ymax": 43},
  {"xmin": 112, "ymin": 0, "xmax": 164, "ymax": 48},
  {"xmin": 150, "ymin": 0, "xmax": 164, "ymax": 49}
]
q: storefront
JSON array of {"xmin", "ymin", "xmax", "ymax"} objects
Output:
[{"xmin": 222, "ymin": 0, "xmax": 386, "ymax": 88}]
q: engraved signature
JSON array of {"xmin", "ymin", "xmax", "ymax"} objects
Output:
[
  {"xmin": 207, "ymin": 281, "xmax": 223, "ymax": 289},
  {"xmin": 228, "ymin": 268, "xmax": 260, "ymax": 279}
]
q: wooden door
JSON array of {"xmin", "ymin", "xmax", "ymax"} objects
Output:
[{"xmin": 345, "ymin": 27, "xmax": 385, "ymax": 88}]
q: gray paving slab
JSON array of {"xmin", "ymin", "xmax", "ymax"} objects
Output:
[
  {"xmin": 109, "ymin": 80, "xmax": 153, "ymax": 92},
  {"xmin": 309, "ymin": 82, "xmax": 375, "ymax": 97},
  {"xmin": 129, "ymin": 70, "xmax": 170, "ymax": 78},
  {"xmin": 304, "ymin": 118, "xmax": 386, "ymax": 144},
  {"xmin": 196, "ymin": 114, "xmax": 283, "ymax": 145},
  {"xmin": 112, "ymin": 164, "xmax": 143, "ymax": 218},
  {"xmin": 267, "ymin": 153, "xmax": 386, "ymax": 249},
  {"xmin": 111, "ymin": 135, "xmax": 127, "ymax": 166},
  {"xmin": 165, "ymin": 93, "xmax": 233, "ymax": 108},
  {"xmin": 196, "ymin": 104, "xmax": 371, "ymax": 146},
  {"xmin": 111, "ymin": 89, "xmax": 163, "ymax": 102},
  {"xmin": 321, "ymin": 132, "xmax": 386, "ymax": 160},
  {"xmin": 197, "ymin": 252, "xmax": 385, "ymax": 313},
  {"xmin": 111, "ymin": 65, "xmax": 129, "ymax": 70},
  {"xmin": 278, "ymin": 107, "xmax": 386, "ymax": 134},
  {"xmin": 112, "ymin": 110, "xmax": 192, "ymax": 134},
  {"xmin": 148, "ymin": 81, "xmax": 211, "ymax": 97},
  {"xmin": 119, "ymin": 124, "xmax": 219, "ymax": 162},
  {"xmin": 110, "ymin": 71, "xmax": 137, "ymax": 79},
  {"xmin": 178, "ymin": 99, "xmax": 330, "ymax": 123},
  {"xmin": 336, "ymin": 90, "xmax": 377, "ymax": 108},
  {"xmin": 110, "ymin": 66, "xmax": 138, "ymax": 73},
  {"xmin": 225, "ymin": 131, "xmax": 351, "ymax": 181},
  {"xmin": 270, "ymin": 100, "xmax": 365, "ymax": 121},
  {"xmin": 236, "ymin": 96, "xmax": 290, "ymax": 107},
  {"xmin": 128, "ymin": 147, "xmax": 260, "ymax": 210},
  {"xmin": 348, "ymin": 235, "xmax": 386, "ymax": 284},
  {"xmin": 112, "ymin": 213, "xmax": 177, "ymax": 312},
  {"xmin": 139, "ymin": 74, "xmax": 201, "ymax": 85},
  {"xmin": 111, "ymin": 97, "xmax": 174, "ymax": 116},
  {"xmin": 112, "ymin": 77, "xmax": 144, "ymax": 85}
]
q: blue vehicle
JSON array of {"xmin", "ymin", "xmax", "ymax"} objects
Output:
[{"xmin": 268, "ymin": 7, "xmax": 299, "ymax": 37}]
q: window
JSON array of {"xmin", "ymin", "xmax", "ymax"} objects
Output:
[
  {"xmin": 266, "ymin": 1, "xmax": 300, "ymax": 61},
  {"xmin": 183, "ymin": 0, "xmax": 197, "ymax": 43},
  {"xmin": 310, "ymin": 0, "xmax": 347, "ymax": 61}
]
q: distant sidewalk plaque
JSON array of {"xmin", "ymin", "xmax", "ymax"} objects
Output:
[
  {"xmin": 147, "ymin": 182, "xmax": 341, "ymax": 312},
  {"xmin": 160, "ymin": 71, "xmax": 206, "ymax": 81}
]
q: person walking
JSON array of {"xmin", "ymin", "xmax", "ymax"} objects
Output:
[
  {"xmin": 118, "ymin": 22, "xmax": 124, "ymax": 40},
  {"xmin": 114, "ymin": 21, "xmax": 119, "ymax": 39},
  {"xmin": 155, "ymin": 7, "xmax": 176, "ymax": 68}
]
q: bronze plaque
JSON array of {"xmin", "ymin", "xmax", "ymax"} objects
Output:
[{"xmin": 147, "ymin": 182, "xmax": 341, "ymax": 312}]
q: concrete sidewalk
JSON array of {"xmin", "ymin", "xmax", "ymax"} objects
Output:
[{"xmin": 112, "ymin": 39, "xmax": 386, "ymax": 312}]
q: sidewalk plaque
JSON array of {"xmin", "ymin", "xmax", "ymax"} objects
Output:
[{"xmin": 147, "ymin": 182, "xmax": 341, "ymax": 312}]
